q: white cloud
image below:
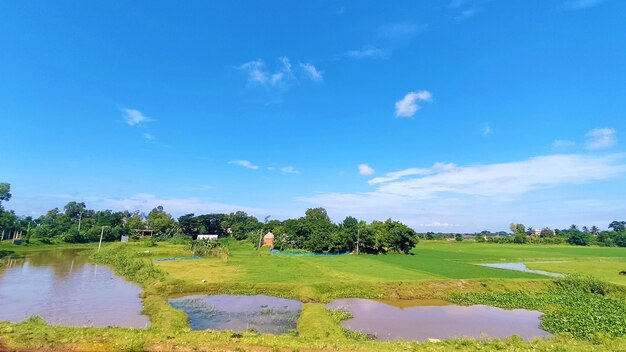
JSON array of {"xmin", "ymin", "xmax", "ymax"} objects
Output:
[
  {"xmin": 281, "ymin": 166, "xmax": 300, "ymax": 174},
  {"xmin": 585, "ymin": 128, "xmax": 617, "ymax": 150},
  {"xmin": 143, "ymin": 133, "xmax": 155, "ymax": 140},
  {"xmin": 565, "ymin": 0, "xmax": 606, "ymax": 10},
  {"xmin": 553, "ymin": 139, "xmax": 577, "ymax": 148},
  {"xmin": 300, "ymin": 153, "xmax": 626, "ymax": 231},
  {"xmin": 395, "ymin": 90, "xmax": 432, "ymax": 118},
  {"xmin": 240, "ymin": 57, "xmax": 310, "ymax": 89},
  {"xmin": 300, "ymin": 63, "xmax": 323, "ymax": 82},
  {"xmin": 369, "ymin": 168, "xmax": 431, "ymax": 185},
  {"xmin": 228, "ymin": 160, "xmax": 259, "ymax": 170},
  {"xmin": 346, "ymin": 47, "xmax": 389, "ymax": 60},
  {"xmin": 101, "ymin": 193, "xmax": 268, "ymax": 218},
  {"xmin": 482, "ymin": 123, "xmax": 492, "ymax": 136},
  {"xmin": 239, "ymin": 60, "xmax": 269, "ymax": 85},
  {"xmin": 122, "ymin": 108, "xmax": 151, "ymax": 126},
  {"xmin": 358, "ymin": 164, "xmax": 375, "ymax": 176}
]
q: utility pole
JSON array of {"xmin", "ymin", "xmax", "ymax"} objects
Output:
[
  {"xmin": 356, "ymin": 228, "xmax": 360, "ymax": 255},
  {"xmin": 77, "ymin": 212, "xmax": 83, "ymax": 232},
  {"xmin": 98, "ymin": 226, "xmax": 107, "ymax": 253}
]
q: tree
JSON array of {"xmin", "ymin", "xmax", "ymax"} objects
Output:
[
  {"xmin": 455, "ymin": 234, "xmax": 464, "ymax": 242},
  {"xmin": 567, "ymin": 230, "xmax": 591, "ymax": 246},
  {"xmin": 146, "ymin": 206, "xmax": 177, "ymax": 238},
  {"xmin": 178, "ymin": 213, "xmax": 199, "ymax": 236},
  {"xmin": 540, "ymin": 228, "xmax": 554, "ymax": 237},
  {"xmin": 609, "ymin": 221, "xmax": 626, "ymax": 233},
  {"xmin": 63, "ymin": 201, "xmax": 86, "ymax": 221},
  {"xmin": 510, "ymin": 223, "xmax": 526, "ymax": 234},
  {"xmin": 614, "ymin": 233, "xmax": 626, "ymax": 247},
  {"xmin": 0, "ymin": 183, "xmax": 11, "ymax": 208},
  {"xmin": 305, "ymin": 208, "xmax": 330, "ymax": 222}
]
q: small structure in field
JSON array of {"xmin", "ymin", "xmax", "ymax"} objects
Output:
[
  {"xmin": 197, "ymin": 234, "xmax": 218, "ymax": 241},
  {"xmin": 262, "ymin": 231, "xmax": 275, "ymax": 247},
  {"xmin": 134, "ymin": 229, "xmax": 153, "ymax": 237}
]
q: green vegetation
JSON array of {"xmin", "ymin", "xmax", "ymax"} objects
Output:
[
  {"xmin": 2, "ymin": 240, "xmax": 626, "ymax": 351},
  {"xmin": 3, "ymin": 183, "xmax": 626, "ymax": 351},
  {"xmin": 450, "ymin": 276, "xmax": 626, "ymax": 339}
]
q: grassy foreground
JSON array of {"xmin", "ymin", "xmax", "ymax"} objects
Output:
[{"xmin": 1, "ymin": 240, "xmax": 626, "ymax": 351}]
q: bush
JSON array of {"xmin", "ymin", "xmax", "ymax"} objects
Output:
[
  {"xmin": 568, "ymin": 231, "xmax": 591, "ymax": 246},
  {"xmin": 189, "ymin": 239, "xmax": 230, "ymax": 261}
]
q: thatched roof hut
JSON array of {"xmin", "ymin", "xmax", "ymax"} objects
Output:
[{"xmin": 262, "ymin": 231, "xmax": 275, "ymax": 247}]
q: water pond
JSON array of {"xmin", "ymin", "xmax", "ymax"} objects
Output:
[
  {"xmin": 327, "ymin": 299, "xmax": 552, "ymax": 341},
  {"xmin": 0, "ymin": 248, "xmax": 149, "ymax": 328},
  {"xmin": 479, "ymin": 262, "xmax": 565, "ymax": 278},
  {"xmin": 169, "ymin": 295, "xmax": 302, "ymax": 334}
]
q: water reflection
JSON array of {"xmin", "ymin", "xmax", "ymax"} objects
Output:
[
  {"xmin": 0, "ymin": 249, "xmax": 149, "ymax": 328},
  {"xmin": 327, "ymin": 298, "xmax": 552, "ymax": 341},
  {"xmin": 479, "ymin": 262, "xmax": 565, "ymax": 278},
  {"xmin": 170, "ymin": 295, "xmax": 302, "ymax": 334}
]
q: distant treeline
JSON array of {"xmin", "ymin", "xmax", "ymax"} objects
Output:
[
  {"xmin": 0, "ymin": 183, "xmax": 417, "ymax": 254},
  {"xmin": 419, "ymin": 221, "xmax": 626, "ymax": 247}
]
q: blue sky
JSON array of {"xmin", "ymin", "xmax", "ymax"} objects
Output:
[{"xmin": 1, "ymin": 0, "xmax": 625, "ymax": 232}]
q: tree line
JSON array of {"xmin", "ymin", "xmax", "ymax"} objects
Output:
[
  {"xmin": 0, "ymin": 183, "xmax": 418, "ymax": 254},
  {"xmin": 419, "ymin": 222, "xmax": 626, "ymax": 247}
]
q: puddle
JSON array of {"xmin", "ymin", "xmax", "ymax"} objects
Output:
[
  {"xmin": 169, "ymin": 294, "xmax": 302, "ymax": 334},
  {"xmin": 0, "ymin": 248, "xmax": 149, "ymax": 328},
  {"xmin": 479, "ymin": 262, "xmax": 565, "ymax": 278},
  {"xmin": 327, "ymin": 298, "xmax": 551, "ymax": 341}
]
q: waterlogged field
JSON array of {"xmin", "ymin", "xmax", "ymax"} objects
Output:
[{"xmin": 1, "ymin": 239, "xmax": 626, "ymax": 351}]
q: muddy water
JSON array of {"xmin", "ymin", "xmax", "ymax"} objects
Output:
[
  {"xmin": 0, "ymin": 248, "xmax": 149, "ymax": 328},
  {"xmin": 327, "ymin": 299, "xmax": 551, "ymax": 341},
  {"xmin": 170, "ymin": 295, "xmax": 302, "ymax": 334}
]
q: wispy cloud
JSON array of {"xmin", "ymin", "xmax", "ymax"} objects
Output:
[
  {"xmin": 564, "ymin": 0, "xmax": 606, "ymax": 10},
  {"xmin": 482, "ymin": 123, "xmax": 492, "ymax": 136},
  {"xmin": 553, "ymin": 139, "xmax": 577, "ymax": 148},
  {"xmin": 369, "ymin": 168, "xmax": 431, "ymax": 185},
  {"xmin": 377, "ymin": 22, "xmax": 424, "ymax": 43},
  {"xmin": 143, "ymin": 133, "xmax": 155, "ymax": 140},
  {"xmin": 281, "ymin": 166, "xmax": 300, "ymax": 174},
  {"xmin": 358, "ymin": 164, "xmax": 375, "ymax": 176},
  {"xmin": 395, "ymin": 90, "xmax": 433, "ymax": 118},
  {"xmin": 300, "ymin": 153, "xmax": 626, "ymax": 231},
  {"xmin": 240, "ymin": 57, "xmax": 323, "ymax": 90},
  {"xmin": 455, "ymin": 8, "xmax": 478, "ymax": 20},
  {"xmin": 345, "ymin": 47, "xmax": 389, "ymax": 60},
  {"xmin": 122, "ymin": 108, "xmax": 151, "ymax": 126},
  {"xmin": 585, "ymin": 128, "xmax": 617, "ymax": 150},
  {"xmin": 447, "ymin": 0, "xmax": 483, "ymax": 21},
  {"xmin": 300, "ymin": 63, "xmax": 323, "ymax": 82},
  {"xmin": 240, "ymin": 57, "xmax": 295, "ymax": 88},
  {"xmin": 228, "ymin": 160, "xmax": 259, "ymax": 170},
  {"xmin": 102, "ymin": 193, "xmax": 268, "ymax": 218}
]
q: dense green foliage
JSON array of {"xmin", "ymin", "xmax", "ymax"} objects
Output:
[
  {"xmin": 0, "ymin": 183, "xmax": 419, "ymax": 254},
  {"xmin": 449, "ymin": 276, "xmax": 626, "ymax": 339}
]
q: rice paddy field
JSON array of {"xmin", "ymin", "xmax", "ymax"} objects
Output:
[{"xmin": 1, "ymin": 239, "xmax": 626, "ymax": 351}]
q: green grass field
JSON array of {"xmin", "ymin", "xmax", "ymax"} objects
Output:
[
  {"xmin": 154, "ymin": 240, "xmax": 626, "ymax": 288},
  {"xmin": 2, "ymin": 239, "xmax": 626, "ymax": 351}
]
